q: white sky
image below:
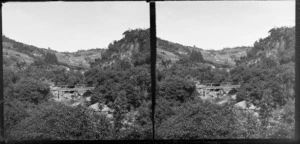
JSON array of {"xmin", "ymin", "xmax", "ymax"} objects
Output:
[
  {"xmin": 3, "ymin": 2, "xmax": 149, "ymax": 52},
  {"xmin": 157, "ymin": 1, "xmax": 295, "ymax": 50},
  {"xmin": 3, "ymin": 1, "xmax": 295, "ymax": 52}
]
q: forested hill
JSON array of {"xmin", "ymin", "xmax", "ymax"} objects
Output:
[
  {"xmin": 3, "ymin": 26, "xmax": 295, "ymax": 70},
  {"xmin": 2, "ymin": 35, "xmax": 105, "ymax": 69},
  {"xmin": 230, "ymin": 26, "xmax": 295, "ymax": 118},
  {"xmin": 157, "ymin": 38, "xmax": 250, "ymax": 67},
  {"xmin": 90, "ymin": 28, "xmax": 250, "ymax": 69},
  {"xmin": 157, "ymin": 26, "xmax": 294, "ymax": 69},
  {"xmin": 236, "ymin": 26, "xmax": 295, "ymax": 67},
  {"xmin": 89, "ymin": 28, "xmax": 150, "ymax": 69},
  {"xmin": 3, "ymin": 28, "xmax": 250, "ymax": 71}
]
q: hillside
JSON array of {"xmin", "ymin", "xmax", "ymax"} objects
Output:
[
  {"xmin": 237, "ymin": 26, "xmax": 295, "ymax": 67},
  {"xmin": 201, "ymin": 46, "xmax": 250, "ymax": 66},
  {"xmin": 3, "ymin": 28, "xmax": 250, "ymax": 71},
  {"xmin": 157, "ymin": 27, "xmax": 294, "ymax": 68},
  {"xmin": 89, "ymin": 28, "xmax": 150, "ymax": 68},
  {"xmin": 3, "ymin": 26, "xmax": 293, "ymax": 70},
  {"xmin": 91, "ymin": 29, "xmax": 249, "ymax": 69},
  {"xmin": 157, "ymin": 38, "xmax": 250, "ymax": 67},
  {"xmin": 55, "ymin": 49, "xmax": 105, "ymax": 68},
  {"xmin": 2, "ymin": 36, "xmax": 105, "ymax": 69}
]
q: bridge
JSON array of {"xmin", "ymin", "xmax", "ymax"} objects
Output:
[
  {"xmin": 51, "ymin": 84, "xmax": 95, "ymax": 99},
  {"xmin": 58, "ymin": 87, "xmax": 95, "ymax": 92},
  {"xmin": 196, "ymin": 82, "xmax": 240, "ymax": 98}
]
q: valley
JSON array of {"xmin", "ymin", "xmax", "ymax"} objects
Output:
[{"xmin": 3, "ymin": 26, "xmax": 295, "ymax": 140}]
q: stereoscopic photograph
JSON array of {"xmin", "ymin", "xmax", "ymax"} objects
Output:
[
  {"xmin": 3, "ymin": 2, "xmax": 152, "ymax": 140},
  {"xmin": 2, "ymin": 0, "xmax": 296, "ymax": 141}
]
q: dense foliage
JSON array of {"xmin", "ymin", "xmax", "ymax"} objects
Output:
[
  {"xmin": 90, "ymin": 28, "xmax": 150, "ymax": 68},
  {"xmin": 3, "ymin": 27, "xmax": 294, "ymax": 140},
  {"xmin": 84, "ymin": 29, "xmax": 152, "ymax": 138},
  {"xmin": 44, "ymin": 52, "xmax": 59, "ymax": 65},
  {"xmin": 237, "ymin": 26, "xmax": 295, "ymax": 65},
  {"xmin": 3, "ymin": 28, "xmax": 153, "ymax": 140},
  {"xmin": 189, "ymin": 50, "xmax": 204, "ymax": 63},
  {"xmin": 157, "ymin": 38, "xmax": 194, "ymax": 56},
  {"xmin": 12, "ymin": 78, "xmax": 51, "ymax": 104},
  {"xmin": 155, "ymin": 26, "xmax": 295, "ymax": 139}
]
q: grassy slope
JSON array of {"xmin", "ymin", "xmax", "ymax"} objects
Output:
[
  {"xmin": 157, "ymin": 38, "xmax": 250, "ymax": 67},
  {"xmin": 157, "ymin": 48, "xmax": 180, "ymax": 62},
  {"xmin": 57, "ymin": 49, "xmax": 104, "ymax": 68},
  {"xmin": 3, "ymin": 48, "xmax": 35, "ymax": 64},
  {"xmin": 3, "ymin": 34, "xmax": 249, "ymax": 69},
  {"xmin": 2, "ymin": 36, "xmax": 105, "ymax": 69},
  {"xmin": 200, "ymin": 47, "xmax": 248, "ymax": 66}
]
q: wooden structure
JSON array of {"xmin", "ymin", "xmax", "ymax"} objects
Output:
[
  {"xmin": 53, "ymin": 84, "xmax": 95, "ymax": 99},
  {"xmin": 197, "ymin": 82, "xmax": 240, "ymax": 98}
]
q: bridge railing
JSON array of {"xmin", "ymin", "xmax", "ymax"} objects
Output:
[
  {"xmin": 57, "ymin": 84, "xmax": 89, "ymax": 89},
  {"xmin": 204, "ymin": 83, "xmax": 221, "ymax": 87},
  {"xmin": 76, "ymin": 84, "xmax": 85, "ymax": 87},
  {"xmin": 200, "ymin": 82, "xmax": 240, "ymax": 87}
]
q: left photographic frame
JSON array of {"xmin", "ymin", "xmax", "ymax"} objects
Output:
[{"xmin": 2, "ymin": 1, "xmax": 152, "ymax": 140}]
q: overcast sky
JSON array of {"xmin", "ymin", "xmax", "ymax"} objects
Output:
[
  {"xmin": 3, "ymin": 1, "xmax": 295, "ymax": 52},
  {"xmin": 3, "ymin": 2, "xmax": 149, "ymax": 52},
  {"xmin": 157, "ymin": 1, "xmax": 295, "ymax": 50}
]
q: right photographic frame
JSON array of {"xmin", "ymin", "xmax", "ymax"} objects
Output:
[{"xmin": 155, "ymin": 1, "xmax": 295, "ymax": 139}]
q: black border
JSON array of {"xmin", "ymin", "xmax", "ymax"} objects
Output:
[
  {"xmin": 0, "ymin": 2, "xmax": 3, "ymax": 143},
  {"xmin": 295, "ymin": 0, "xmax": 299, "ymax": 142},
  {"xmin": 150, "ymin": 1, "xmax": 156, "ymax": 141},
  {"xmin": 0, "ymin": 1, "xmax": 299, "ymax": 144}
]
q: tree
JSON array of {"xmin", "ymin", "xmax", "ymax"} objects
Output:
[
  {"xmin": 156, "ymin": 100, "xmax": 238, "ymax": 139},
  {"xmin": 189, "ymin": 50, "xmax": 204, "ymax": 63},
  {"xmin": 258, "ymin": 56, "xmax": 278, "ymax": 69},
  {"xmin": 32, "ymin": 58, "xmax": 48, "ymax": 69},
  {"xmin": 3, "ymin": 67, "xmax": 18, "ymax": 88},
  {"xmin": 155, "ymin": 98, "xmax": 175, "ymax": 126},
  {"xmin": 15, "ymin": 61, "xmax": 26, "ymax": 70},
  {"xmin": 161, "ymin": 59, "xmax": 172, "ymax": 68},
  {"xmin": 114, "ymin": 59, "xmax": 132, "ymax": 71},
  {"xmin": 158, "ymin": 76, "xmax": 196, "ymax": 105},
  {"xmin": 4, "ymin": 99, "xmax": 30, "ymax": 138},
  {"xmin": 13, "ymin": 77, "xmax": 51, "ymax": 104},
  {"xmin": 132, "ymin": 52, "xmax": 150, "ymax": 67},
  {"xmin": 8, "ymin": 101, "xmax": 113, "ymax": 140},
  {"xmin": 44, "ymin": 52, "xmax": 58, "ymax": 65}
]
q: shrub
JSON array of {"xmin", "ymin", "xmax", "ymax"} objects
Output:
[
  {"xmin": 9, "ymin": 101, "xmax": 113, "ymax": 140},
  {"xmin": 13, "ymin": 78, "xmax": 51, "ymax": 104}
]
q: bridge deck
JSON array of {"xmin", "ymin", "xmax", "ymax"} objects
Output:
[
  {"xmin": 57, "ymin": 87, "xmax": 95, "ymax": 92},
  {"xmin": 200, "ymin": 85, "xmax": 240, "ymax": 90}
]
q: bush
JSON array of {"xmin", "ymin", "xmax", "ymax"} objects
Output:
[
  {"xmin": 13, "ymin": 78, "xmax": 51, "ymax": 104},
  {"xmin": 4, "ymin": 99, "xmax": 30, "ymax": 138},
  {"xmin": 157, "ymin": 101, "xmax": 237, "ymax": 139},
  {"xmin": 44, "ymin": 52, "xmax": 58, "ymax": 65},
  {"xmin": 189, "ymin": 50, "xmax": 204, "ymax": 63},
  {"xmin": 158, "ymin": 76, "xmax": 196, "ymax": 104},
  {"xmin": 8, "ymin": 101, "xmax": 114, "ymax": 140}
]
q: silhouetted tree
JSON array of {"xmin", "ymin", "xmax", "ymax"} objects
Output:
[{"xmin": 44, "ymin": 52, "xmax": 58, "ymax": 65}]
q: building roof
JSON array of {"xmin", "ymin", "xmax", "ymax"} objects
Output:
[{"xmin": 88, "ymin": 102, "xmax": 100, "ymax": 111}]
